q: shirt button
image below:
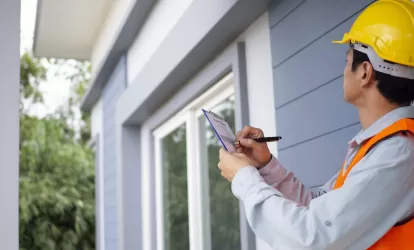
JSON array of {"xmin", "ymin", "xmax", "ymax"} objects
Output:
[{"xmin": 325, "ymin": 221, "xmax": 332, "ymax": 227}]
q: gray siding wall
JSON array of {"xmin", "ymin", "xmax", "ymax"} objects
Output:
[
  {"xmin": 102, "ymin": 55, "xmax": 127, "ymax": 250},
  {"xmin": 269, "ymin": 0, "xmax": 374, "ymax": 187},
  {"xmin": 94, "ymin": 137, "xmax": 101, "ymax": 250}
]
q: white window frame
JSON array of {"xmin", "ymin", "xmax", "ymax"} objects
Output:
[{"xmin": 153, "ymin": 72, "xmax": 234, "ymax": 250}]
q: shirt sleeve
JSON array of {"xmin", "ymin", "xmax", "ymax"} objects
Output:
[
  {"xmin": 258, "ymin": 155, "xmax": 338, "ymax": 206},
  {"xmin": 232, "ymin": 136, "xmax": 414, "ymax": 249}
]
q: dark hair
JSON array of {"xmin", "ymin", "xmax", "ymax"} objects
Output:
[{"xmin": 352, "ymin": 49, "xmax": 414, "ymax": 106}]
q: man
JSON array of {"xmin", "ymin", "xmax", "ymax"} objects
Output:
[{"xmin": 218, "ymin": 0, "xmax": 414, "ymax": 249}]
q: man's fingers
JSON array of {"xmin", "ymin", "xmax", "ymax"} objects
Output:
[
  {"xmin": 235, "ymin": 126, "xmax": 252, "ymax": 141},
  {"xmin": 239, "ymin": 138, "xmax": 260, "ymax": 149},
  {"xmin": 231, "ymin": 152, "xmax": 246, "ymax": 158},
  {"xmin": 236, "ymin": 144, "xmax": 243, "ymax": 153},
  {"xmin": 235, "ymin": 126, "xmax": 264, "ymax": 142},
  {"xmin": 235, "ymin": 130, "xmax": 241, "ymax": 139},
  {"xmin": 219, "ymin": 148, "xmax": 227, "ymax": 159}
]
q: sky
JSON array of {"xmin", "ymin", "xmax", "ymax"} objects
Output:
[{"xmin": 21, "ymin": 0, "xmax": 73, "ymax": 118}]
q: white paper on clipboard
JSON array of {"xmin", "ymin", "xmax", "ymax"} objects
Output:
[{"xmin": 202, "ymin": 109, "xmax": 237, "ymax": 152}]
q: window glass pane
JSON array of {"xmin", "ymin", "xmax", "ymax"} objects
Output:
[
  {"xmin": 199, "ymin": 96, "xmax": 240, "ymax": 250},
  {"xmin": 161, "ymin": 124, "xmax": 189, "ymax": 250}
]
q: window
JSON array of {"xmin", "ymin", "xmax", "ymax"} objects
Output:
[
  {"xmin": 160, "ymin": 124, "xmax": 189, "ymax": 250},
  {"xmin": 154, "ymin": 73, "xmax": 240, "ymax": 250},
  {"xmin": 198, "ymin": 96, "xmax": 240, "ymax": 250}
]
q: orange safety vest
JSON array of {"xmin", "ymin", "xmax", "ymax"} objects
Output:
[{"xmin": 333, "ymin": 118, "xmax": 414, "ymax": 250}]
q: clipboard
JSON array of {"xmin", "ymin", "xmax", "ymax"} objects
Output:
[{"xmin": 202, "ymin": 109, "xmax": 237, "ymax": 152}]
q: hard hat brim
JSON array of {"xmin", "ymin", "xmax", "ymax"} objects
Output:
[
  {"xmin": 332, "ymin": 40, "xmax": 347, "ymax": 44},
  {"xmin": 332, "ymin": 33, "xmax": 351, "ymax": 44}
]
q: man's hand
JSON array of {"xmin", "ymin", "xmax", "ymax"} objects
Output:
[
  {"xmin": 235, "ymin": 126, "xmax": 272, "ymax": 167},
  {"xmin": 218, "ymin": 148, "xmax": 254, "ymax": 182}
]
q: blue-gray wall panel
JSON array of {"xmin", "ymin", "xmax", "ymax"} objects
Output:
[
  {"xmin": 268, "ymin": 0, "xmax": 305, "ymax": 28},
  {"xmin": 279, "ymin": 124, "xmax": 361, "ymax": 187},
  {"xmin": 268, "ymin": 0, "xmax": 370, "ymax": 187},
  {"xmin": 273, "ymin": 16, "xmax": 357, "ymax": 108},
  {"xmin": 104, "ymin": 172, "xmax": 117, "ymax": 188},
  {"xmin": 106, "ymin": 241, "xmax": 117, "ymax": 250},
  {"xmin": 104, "ymin": 190, "xmax": 117, "ymax": 207},
  {"xmin": 270, "ymin": 0, "xmax": 374, "ymax": 68},
  {"xmin": 102, "ymin": 55, "xmax": 127, "ymax": 250},
  {"xmin": 276, "ymin": 78, "xmax": 359, "ymax": 149},
  {"xmin": 105, "ymin": 223, "xmax": 117, "ymax": 239},
  {"xmin": 94, "ymin": 138, "xmax": 101, "ymax": 250}
]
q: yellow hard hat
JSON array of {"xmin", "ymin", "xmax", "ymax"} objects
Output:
[{"xmin": 333, "ymin": 0, "xmax": 414, "ymax": 73}]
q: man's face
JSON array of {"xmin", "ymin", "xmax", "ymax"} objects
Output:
[{"xmin": 343, "ymin": 49, "xmax": 361, "ymax": 104}]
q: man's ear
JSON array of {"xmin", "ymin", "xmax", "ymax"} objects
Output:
[{"xmin": 360, "ymin": 61, "xmax": 375, "ymax": 87}]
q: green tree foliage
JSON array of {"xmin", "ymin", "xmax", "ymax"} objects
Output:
[
  {"xmin": 19, "ymin": 53, "xmax": 46, "ymax": 111},
  {"xmin": 19, "ymin": 52, "xmax": 95, "ymax": 250},
  {"xmin": 162, "ymin": 124, "xmax": 190, "ymax": 250}
]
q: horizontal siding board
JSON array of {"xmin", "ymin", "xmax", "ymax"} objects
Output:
[
  {"xmin": 273, "ymin": 16, "xmax": 358, "ymax": 108},
  {"xmin": 102, "ymin": 118, "xmax": 115, "ymax": 128},
  {"xmin": 104, "ymin": 212, "xmax": 118, "ymax": 232},
  {"xmin": 268, "ymin": 0, "xmax": 370, "ymax": 189},
  {"xmin": 104, "ymin": 186, "xmax": 117, "ymax": 199},
  {"xmin": 105, "ymin": 222, "xmax": 117, "ymax": 238},
  {"xmin": 278, "ymin": 124, "xmax": 361, "ymax": 187},
  {"xmin": 276, "ymin": 77, "xmax": 359, "ymax": 149},
  {"xmin": 268, "ymin": 0, "xmax": 305, "ymax": 28},
  {"xmin": 270, "ymin": 0, "xmax": 374, "ymax": 67},
  {"xmin": 103, "ymin": 130, "xmax": 116, "ymax": 147},
  {"xmin": 103, "ymin": 103, "xmax": 120, "ymax": 118},
  {"xmin": 104, "ymin": 78, "xmax": 123, "ymax": 93},
  {"xmin": 104, "ymin": 164, "xmax": 115, "ymax": 174},
  {"xmin": 103, "ymin": 84, "xmax": 123, "ymax": 102},
  {"xmin": 104, "ymin": 177, "xmax": 116, "ymax": 193},
  {"xmin": 103, "ymin": 91, "xmax": 123, "ymax": 110},
  {"xmin": 104, "ymin": 196, "xmax": 117, "ymax": 208},
  {"xmin": 102, "ymin": 64, "xmax": 125, "ymax": 95},
  {"xmin": 104, "ymin": 196, "xmax": 117, "ymax": 213},
  {"xmin": 105, "ymin": 241, "xmax": 117, "ymax": 250},
  {"xmin": 104, "ymin": 198, "xmax": 117, "ymax": 210},
  {"xmin": 104, "ymin": 180, "xmax": 115, "ymax": 192},
  {"xmin": 102, "ymin": 55, "xmax": 127, "ymax": 250},
  {"xmin": 104, "ymin": 171, "xmax": 116, "ymax": 182},
  {"xmin": 105, "ymin": 217, "xmax": 119, "ymax": 224}
]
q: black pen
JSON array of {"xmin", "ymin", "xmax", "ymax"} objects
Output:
[{"xmin": 234, "ymin": 136, "xmax": 282, "ymax": 145}]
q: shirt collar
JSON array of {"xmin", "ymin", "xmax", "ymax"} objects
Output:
[{"xmin": 349, "ymin": 106, "xmax": 414, "ymax": 146}]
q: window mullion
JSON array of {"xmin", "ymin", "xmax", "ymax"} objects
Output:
[
  {"xmin": 154, "ymin": 138, "xmax": 165, "ymax": 250},
  {"xmin": 186, "ymin": 110, "xmax": 201, "ymax": 250},
  {"xmin": 195, "ymin": 116, "xmax": 212, "ymax": 250}
]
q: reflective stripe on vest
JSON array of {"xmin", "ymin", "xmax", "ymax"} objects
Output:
[{"xmin": 333, "ymin": 118, "xmax": 414, "ymax": 249}]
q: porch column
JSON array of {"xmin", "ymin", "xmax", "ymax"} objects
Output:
[{"xmin": 0, "ymin": 0, "xmax": 21, "ymax": 249}]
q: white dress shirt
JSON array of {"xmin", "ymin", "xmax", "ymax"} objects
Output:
[{"xmin": 231, "ymin": 106, "xmax": 414, "ymax": 249}]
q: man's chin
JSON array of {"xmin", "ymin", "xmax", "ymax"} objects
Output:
[{"xmin": 343, "ymin": 95, "xmax": 356, "ymax": 105}]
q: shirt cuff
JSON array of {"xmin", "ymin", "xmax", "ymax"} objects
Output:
[
  {"xmin": 232, "ymin": 166, "xmax": 284, "ymax": 203},
  {"xmin": 231, "ymin": 166, "xmax": 271, "ymax": 200},
  {"xmin": 258, "ymin": 154, "xmax": 279, "ymax": 175}
]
